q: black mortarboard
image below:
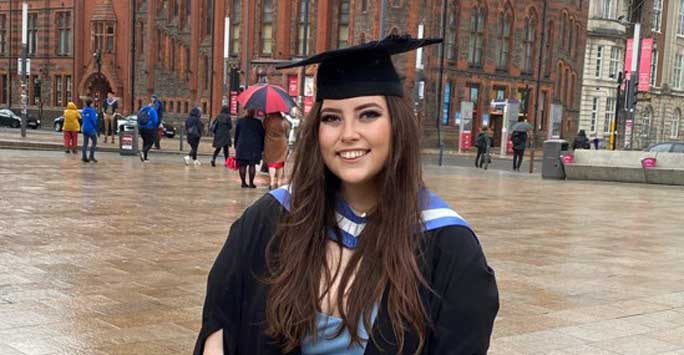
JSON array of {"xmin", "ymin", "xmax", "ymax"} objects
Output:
[{"xmin": 276, "ymin": 34, "xmax": 442, "ymax": 101}]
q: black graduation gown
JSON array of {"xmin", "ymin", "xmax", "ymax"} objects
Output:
[{"xmin": 194, "ymin": 194, "xmax": 499, "ymax": 355}]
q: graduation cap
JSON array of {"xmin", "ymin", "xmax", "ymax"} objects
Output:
[{"xmin": 276, "ymin": 34, "xmax": 442, "ymax": 101}]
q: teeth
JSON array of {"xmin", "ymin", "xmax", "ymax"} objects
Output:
[{"xmin": 340, "ymin": 151, "xmax": 367, "ymax": 159}]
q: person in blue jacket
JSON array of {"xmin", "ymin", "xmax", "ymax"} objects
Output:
[
  {"xmin": 80, "ymin": 99, "xmax": 99, "ymax": 163},
  {"xmin": 138, "ymin": 102, "xmax": 159, "ymax": 162},
  {"xmin": 152, "ymin": 95, "xmax": 164, "ymax": 149}
]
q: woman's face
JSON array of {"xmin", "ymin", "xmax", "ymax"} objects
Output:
[{"xmin": 318, "ymin": 96, "xmax": 391, "ymax": 187}]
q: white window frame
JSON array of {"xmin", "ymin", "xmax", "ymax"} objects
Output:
[
  {"xmin": 595, "ymin": 45, "xmax": 603, "ymax": 78},
  {"xmin": 672, "ymin": 109, "xmax": 681, "ymax": 138},
  {"xmin": 604, "ymin": 97, "xmax": 615, "ymax": 133},
  {"xmin": 601, "ymin": 0, "xmax": 614, "ymax": 19},
  {"xmin": 679, "ymin": 0, "xmax": 684, "ymax": 35},
  {"xmin": 642, "ymin": 108, "xmax": 652, "ymax": 137},
  {"xmin": 675, "ymin": 54, "xmax": 684, "ymax": 90},
  {"xmin": 650, "ymin": 50, "xmax": 658, "ymax": 87},
  {"xmin": 609, "ymin": 47, "xmax": 620, "ymax": 79},
  {"xmin": 591, "ymin": 97, "xmax": 599, "ymax": 133},
  {"xmin": 653, "ymin": 0, "xmax": 662, "ymax": 32}
]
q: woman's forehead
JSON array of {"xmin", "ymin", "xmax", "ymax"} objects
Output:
[{"xmin": 321, "ymin": 96, "xmax": 387, "ymax": 110}]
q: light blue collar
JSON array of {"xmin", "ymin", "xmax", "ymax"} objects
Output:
[{"xmin": 269, "ymin": 186, "xmax": 470, "ymax": 249}]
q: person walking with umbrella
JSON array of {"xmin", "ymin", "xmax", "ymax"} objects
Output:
[
  {"xmin": 210, "ymin": 106, "xmax": 233, "ymax": 167},
  {"xmin": 234, "ymin": 109, "xmax": 265, "ymax": 188},
  {"xmin": 511, "ymin": 120, "xmax": 532, "ymax": 172}
]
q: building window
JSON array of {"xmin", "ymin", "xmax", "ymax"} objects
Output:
[
  {"xmin": 672, "ymin": 109, "xmax": 681, "ymax": 138},
  {"xmin": 595, "ymin": 45, "xmax": 603, "ymax": 78},
  {"xmin": 560, "ymin": 13, "xmax": 567, "ymax": 51},
  {"xmin": 65, "ymin": 75, "xmax": 72, "ymax": 103},
  {"xmin": 590, "ymin": 97, "xmax": 598, "ymax": 132},
  {"xmin": 608, "ymin": 47, "xmax": 621, "ymax": 79},
  {"xmin": 604, "ymin": 97, "xmax": 615, "ymax": 133},
  {"xmin": 573, "ymin": 23, "xmax": 580, "ymax": 58},
  {"xmin": 522, "ymin": 12, "xmax": 537, "ymax": 74},
  {"xmin": 468, "ymin": 7, "xmax": 485, "ymax": 67},
  {"xmin": 568, "ymin": 19, "xmax": 574, "ymax": 56},
  {"xmin": 94, "ymin": 22, "xmax": 115, "ymax": 53},
  {"xmin": 231, "ymin": 0, "xmax": 241, "ymax": 56},
  {"xmin": 494, "ymin": 86, "xmax": 506, "ymax": 100},
  {"xmin": 297, "ymin": 0, "xmax": 312, "ymax": 56},
  {"xmin": 361, "ymin": 0, "xmax": 368, "ymax": 12},
  {"xmin": 600, "ymin": 0, "xmax": 615, "ymax": 19},
  {"xmin": 679, "ymin": 0, "xmax": 684, "ymax": 35},
  {"xmin": 56, "ymin": 12, "xmax": 72, "ymax": 56},
  {"xmin": 650, "ymin": 49, "xmax": 658, "ymax": 87},
  {"xmin": 137, "ymin": 22, "xmax": 145, "ymax": 54},
  {"xmin": 28, "ymin": 14, "xmax": 38, "ymax": 55},
  {"xmin": 447, "ymin": 8, "xmax": 459, "ymax": 61},
  {"xmin": 467, "ymin": 83, "xmax": 480, "ymax": 122},
  {"xmin": 652, "ymin": 0, "xmax": 662, "ymax": 32},
  {"xmin": 261, "ymin": 0, "xmax": 273, "ymax": 55},
  {"xmin": 170, "ymin": 39, "xmax": 176, "ymax": 71},
  {"xmin": 106, "ymin": 24, "xmax": 115, "ymax": 52},
  {"xmin": 495, "ymin": 10, "xmax": 511, "ymax": 69},
  {"xmin": 544, "ymin": 22, "xmax": 553, "ymax": 78},
  {"xmin": 0, "ymin": 75, "xmax": 7, "ymax": 103},
  {"xmin": 675, "ymin": 54, "xmax": 684, "ymax": 89},
  {"xmin": 641, "ymin": 107, "xmax": 652, "ymax": 136},
  {"xmin": 204, "ymin": 56, "xmax": 210, "ymax": 91},
  {"xmin": 0, "ymin": 15, "xmax": 6, "ymax": 55},
  {"xmin": 391, "ymin": 0, "xmax": 402, "ymax": 6},
  {"xmin": 157, "ymin": 30, "xmax": 163, "ymax": 62},
  {"xmin": 338, "ymin": 0, "xmax": 350, "ymax": 48},
  {"xmin": 206, "ymin": 0, "xmax": 213, "ymax": 36},
  {"xmin": 55, "ymin": 76, "xmax": 63, "ymax": 107}
]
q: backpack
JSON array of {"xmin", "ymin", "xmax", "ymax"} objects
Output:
[
  {"xmin": 137, "ymin": 109, "xmax": 150, "ymax": 126},
  {"xmin": 187, "ymin": 121, "xmax": 200, "ymax": 138},
  {"xmin": 512, "ymin": 131, "xmax": 526, "ymax": 146}
]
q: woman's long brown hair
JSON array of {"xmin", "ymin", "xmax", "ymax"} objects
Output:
[{"xmin": 264, "ymin": 96, "xmax": 429, "ymax": 354}]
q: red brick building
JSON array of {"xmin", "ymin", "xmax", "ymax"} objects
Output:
[{"xmin": 0, "ymin": 0, "xmax": 588, "ymax": 140}]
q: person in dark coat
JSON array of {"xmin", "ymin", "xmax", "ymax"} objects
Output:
[
  {"xmin": 572, "ymin": 129, "xmax": 591, "ymax": 150},
  {"xmin": 184, "ymin": 107, "xmax": 204, "ymax": 166},
  {"xmin": 211, "ymin": 106, "xmax": 233, "ymax": 167},
  {"xmin": 234, "ymin": 109, "xmax": 265, "ymax": 188},
  {"xmin": 511, "ymin": 127, "xmax": 528, "ymax": 172},
  {"xmin": 474, "ymin": 127, "xmax": 490, "ymax": 168},
  {"xmin": 137, "ymin": 103, "xmax": 159, "ymax": 162}
]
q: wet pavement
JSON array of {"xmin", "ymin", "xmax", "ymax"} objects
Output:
[{"xmin": 1, "ymin": 149, "xmax": 683, "ymax": 355}]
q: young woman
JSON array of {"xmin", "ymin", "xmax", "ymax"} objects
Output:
[
  {"xmin": 263, "ymin": 112, "xmax": 291, "ymax": 190},
  {"xmin": 234, "ymin": 109, "xmax": 265, "ymax": 188},
  {"xmin": 63, "ymin": 102, "xmax": 81, "ymax": 154},
  {"xmin": 195, "ymin": 35, "xmax": 498, "ymax": 355},
  {"xmin": 185, "ymin": 107, "xmax": 204, "ymax": 166}
]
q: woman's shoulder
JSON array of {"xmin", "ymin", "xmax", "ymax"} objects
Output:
[{"xmin": 419, "ymin": 189, "xmax": 482, "ymax": 257}]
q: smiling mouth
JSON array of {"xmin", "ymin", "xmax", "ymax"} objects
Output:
[{"xmin": 337, "ymin": 150, "xmax": 370, "ymax": 161}]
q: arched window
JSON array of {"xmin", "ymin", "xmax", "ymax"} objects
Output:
[
  {"xmin": 297, "ymin": 0, "xmax": 311, "ymax": 56},
  {"xmin": 544, "ymin": 22, "xmax": 553, "ymax": 77},
  {"xmin": 573, "ymin": 22, "xmax": 580, "ymax": 58},
  {"xmin": 568, "ymin": 18, "xmax": 574, "ymax": 53},
  {"xmin": 338, "ymin": 0, "xmax": 350, "ymax": 48},
  {"xmin": 672, "ymin": 109, "xmax": 681, "ymax": 138},
  {"xmin": 641, "ymin": 106, "xmax": 653, "ymax": 137},
  {"xmin": 468, "ymin": 6, "xmax": 486, "ymax": 67},
  {"xmin": 557, "ymin": 62, "xmax": 563, "ymax": 99},
  {"xmin": 446, "ymin": 3, "xmax": 459, "ymax": 61},
  {"xmin": 560, "ymin": 12, "xmax": 567, "ymax": 51},
  {"xmin": 261, "ymin": 0, "xmax": 274, "ymax": 55},
  {"xmin": 522, "ymin": 9, "xmax": 537, "ymax": 74},
  {"xmin": 495, "ymin": 6, "xmax": 512, "ymax": 69}
]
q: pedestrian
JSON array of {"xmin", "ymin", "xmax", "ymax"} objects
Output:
[
  {"xmin": 474, "ymin": 127, "xmax": 489, "ymax": 168},
  {"xmin": 572, "ymin": 129, "xmax": 591, "ymax": 150},
  {"xmin": 152, "ymin": 95, "xmax": 164, "ymax": 149},
  {"xmin": 137, "ymin": 101, "xmax": 159, "ymax": 162},
  {"xmin": 103, "ymin": 92, "xmax": 118, "ymax": 144},
  {"xmin": 234, "ymin": 109, "xmax": 265, "ymax": 188},
  {"xmin": 194, "ymin": 35, "xmax": 498, "ymax": 355},
  {"xmin": 80, "ymin": 99, "xmax": 98, "ymax": 163},
  {"xmin": 210, "ymin": 106, "xmax": 233, "ymax": 167},
  {"xmin": 263, "ymin": 112, "xmax": 291, "ymax": 190},
  {"xmin": 511, "ymin": 126, "xmax": 528, "ymax": 172},
  {"xmin": 184, "ymin": 107, "xmax": 204, "ymax": 166},
  {"xmin": 62, "ymin": 101, "xmax": 81, "ymax": 154},
  {"xmin": 591, "ymin": 133, "xmax": 601, "ymax": 150}
]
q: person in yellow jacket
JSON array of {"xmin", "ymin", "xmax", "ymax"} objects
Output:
[{"xmin": 63, "ymin": 102, "xmax": 81, "ymax": 154}]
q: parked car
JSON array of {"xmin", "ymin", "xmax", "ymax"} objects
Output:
[
  {"xmin": 644, "ymin": 142, "xmax": 684, "ymax": 153},
  {"xmin": 117, "ymin": 115, "xmax": 176, "ymax": 138},
  {"xmin": 0, "ymin": 109, "xmax": 40, "ymax": 129},
  {"xmin": 53, "ymin": 114, "xmax": 83, "ymax": 132}
]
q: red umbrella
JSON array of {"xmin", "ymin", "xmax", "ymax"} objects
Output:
[{"xmin": 236, "ymin": 84, "xmax": 297, "ymax": 114}]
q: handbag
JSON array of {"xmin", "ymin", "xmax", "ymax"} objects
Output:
[{"xmin": 225, "ymin": 156, "xmax": 239, "ymax": 170}]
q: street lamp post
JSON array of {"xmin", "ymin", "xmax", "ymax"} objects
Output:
[
  {"xmin": 298, "ymin": 0, "xmax": 310, "ymax": 113},
  {"xmin": 20, "ymin": 1, "xmax": 28, "ymax": 138}
]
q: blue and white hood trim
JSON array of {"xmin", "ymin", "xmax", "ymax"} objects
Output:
[{"xmin": 269, "ymin": 186, "xmax": 470, "ymax": 249}]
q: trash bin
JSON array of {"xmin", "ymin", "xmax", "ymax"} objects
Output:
[
  {"xmin": 542, "ymin": 139, "xmax": 569, "ymax": 179},
  {"xmin": 119, "ymin": 121, "xmax": 139, "ymax": 156}
]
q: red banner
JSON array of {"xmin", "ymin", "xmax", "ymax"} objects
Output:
[
  {"xmin": 304, "ymin": 96, "xmax": 314, "ymax": 115},
  {"xmin": 288, "ymin": 75, "xmax": 298, "ymax": 97},
  {"xmin": 460, "ymin": 131, "xmax": 472, "ymax": 150},
  {"xmin": 230, "ymin": 91, "xmax": 238, "ymax": 115},
  {"xmin": 638, "ymin": 38, "xmax": 653, "ymax": 92}
]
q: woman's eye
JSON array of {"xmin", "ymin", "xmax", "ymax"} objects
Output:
[
  {"xmin": 321, "ymin": 115, "xmax": 341, "ymax": 123},
  {"xmin": 360, "ymin": 111, "xmax": 381, "ymax": 120}
]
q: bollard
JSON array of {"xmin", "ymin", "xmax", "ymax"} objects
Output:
[{"xmin": 179, "ymin": 124, "xmax": 183, "ymax": 151}]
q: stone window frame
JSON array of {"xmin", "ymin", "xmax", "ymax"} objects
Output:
[
  {"xmin": 652, "ymin": 0, "xmax": 662, "ymax": 33},
  {"xmin": 608, "ymin": 46, "xmax": 621, "ymax": 79},
  {"xmin": 604, "ymin": 97, "xmax": 615, "ymax": 134},
  {"xmin": 522, "ymin": 8, "xmax": 538, "ymax": 75},
  {"xmin": 595, "ymin": 45, "xmax": 603, "ymax": 78},
  {"xmin": 54, "ymin": 75, "xmax": 63, "ymax": 107},
  {"xmin": 468, "ymin": 5, "xmax": 487, "ymax": 68},
  {"xmin": 600, "ymin": 0, "xmax": 615, "ymax": 19},
  {"xmin": 590, "ymin": 96, "xmax": 598, "ymax": 133},
  {"xmin": 494, "ymin": 4, "xmax": 513, "ymax": 71},
  {"xmin": 674, "ymin": 53, "xmax": 684, "ymax": 90},
  {"xmin": 544, "ymin": 21, "xmax": 553, "ymax": 78},
  {"xmin": 678, "ymin": 0, "xmax": 684, "ymax": 36},
  {"xmin": 672, "ymin": 109, "xmax": 682, "ymax": 138},
  {"xmin": 0, "ymin": 14, "xmax": 6, "ymax": 55},
  {"xmin": 446, "ymin": 0, "xmax": 460, "ymax": 62},
  {"xmin": 261, "ymin": 0, "xmax": 274, "ymax": 55},
  {"xmin": 93, "ymin": 21, "xmax": 116, "ymax": 54},
  {"xmin": 230, "ymin": 0, "xmax": 242, "ymax": 57},
  {"xmin": 338, "ymin": 0, "xmax": 351, "ymax": 48},
  {"xmin": 650, "ymin": 48, "xmax": 658, "ymax": 87},
  {"xmin": 28, "ymin": 13, "xmax": 38, "ymax": 56},
  {"xmin": 296, "ymin": 0, "xmax": 312, "ymax": 57}
]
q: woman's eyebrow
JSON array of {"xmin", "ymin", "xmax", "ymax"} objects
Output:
[
  {"xmin": 354, "ymin": 103, "xmax": 383, "ymax": 112},
  {"xmin": 320, "ymin": 107, "xmax": 343, "ymax": 114}
]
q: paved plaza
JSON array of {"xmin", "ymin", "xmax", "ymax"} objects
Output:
[{"xmin": 1, "ymin": 149, "xmax": 683, "ymax": 355}]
